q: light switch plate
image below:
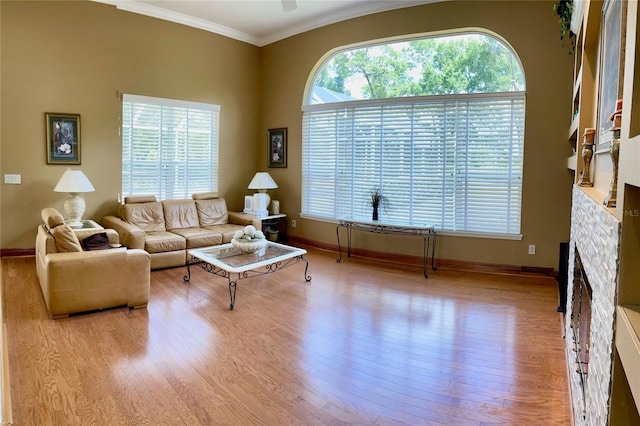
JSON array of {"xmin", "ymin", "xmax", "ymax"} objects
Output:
[{"xmin": 4, "ymin": 174, "xmax": 21, "ymax": 184}]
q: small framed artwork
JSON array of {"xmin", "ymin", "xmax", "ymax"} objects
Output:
[
  {"xmin": 46, "ymin": 112, "xmax": 81, "ymax": 164},
  {"xmin": 268, "ymin": 127, "xmax": 287, "ymax": 168}
]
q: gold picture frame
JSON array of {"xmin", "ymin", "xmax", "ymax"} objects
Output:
[
  {"xmin": 268, "ymin": 127, "xmax": 287, "ymax": 168},
  {"xmin": 46, "ymin": 112, "xmax": 81, "ymax": 165}
]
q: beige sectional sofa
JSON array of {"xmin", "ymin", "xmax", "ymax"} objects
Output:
[{"xmin": 103, "ymin": 193, "xmax": 261, "ymax": 269}]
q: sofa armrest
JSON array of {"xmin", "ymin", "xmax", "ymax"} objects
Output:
[
  {"xmin": 103, "ymin": 215, "xmax": 146, "ymax": 250},
  {"xmin": 46, "ymin": 248, "xmax": 149, "ymax": 282},
  {"xmin": 228, "ymin": 211, "xmax": 262, "ymax": 229}
]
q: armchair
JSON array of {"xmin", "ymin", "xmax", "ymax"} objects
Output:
[{"xmin": 35, "ymin": 208, "xmax": 151, "ymax": 319}]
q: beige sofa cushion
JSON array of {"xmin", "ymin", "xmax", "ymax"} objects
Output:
[
  {"xmin": 195, "ymin": 198, "xmax": 229, "ymax": 226},
  {"xmin": 42, "ymin": 207, "xmax": 65, "ymax": 229},
  {"xmin": 120, "ymin": 201, "xmax": 166, "ymax": 232},
  {"xmin": 170, "ymin": 228, "xmax": 223, "ymax": 248},
  {"xmin": 203, "ymin": 224, "xmax": 245, "ymax": 243},
  {"xmin": 163, "ymin": 200, "xmax": 199, "ymax": 230},
  {"xmin": 124, "ymin": 195, "xmax": 157, "ymax": 204},
  {"xmin": 50, "ymin": 224, "xmax": 83, "ymax": 252},
  {"xmin": 144, "ymin": 231, "xmax": 186, "ymax": 253},
  {"xmin": 192, "ymin": 192, "xmax": 219, "ymax": 200},
  {"xmin": 41, "ymin": 207, "xmax": 83, "ymax": 252}
]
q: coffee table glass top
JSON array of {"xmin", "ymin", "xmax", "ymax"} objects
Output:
[{"xmin": 188, "ymin": 241, "xmax": 307, "ymax": 273}]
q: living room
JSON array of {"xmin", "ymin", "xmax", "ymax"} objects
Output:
[{"xmin": 2, "ymin": 0, "xmax": 625, "ymax": 424}]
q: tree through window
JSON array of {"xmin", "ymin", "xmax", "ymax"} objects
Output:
[
  {"xmin": 312, "ymin": 32, "xmax": 524, "ymax": 102},
  {"xmin": 303, "ymin": 31, "xmax": 526, "ymax": 236}
]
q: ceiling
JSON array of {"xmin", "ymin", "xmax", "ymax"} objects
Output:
[{"xmin": 93, "ymin": 0, "xmax": 437, "ymax": 47}]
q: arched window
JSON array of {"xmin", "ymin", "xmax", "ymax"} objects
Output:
[{"xmin": 302, "ymin": 31, "xmax": 525, "ymax": 236}]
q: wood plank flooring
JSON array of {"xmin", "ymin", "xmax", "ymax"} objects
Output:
[{"xmin": 2, "ymin": 248, "xmax": 571, "ymax": 425}]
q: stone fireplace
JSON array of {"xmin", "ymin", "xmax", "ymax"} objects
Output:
[{"xmin": 566, "ymin": 187, "xmax": 621, "ymax": 424}]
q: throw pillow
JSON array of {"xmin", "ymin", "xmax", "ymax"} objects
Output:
[
  {"xmin": 50, "ymin": 224, "xmax": 83, "ymax": 252},
  {"xmin": 81, "ymin": 232, "xmax": 113, "ymax": 251}
]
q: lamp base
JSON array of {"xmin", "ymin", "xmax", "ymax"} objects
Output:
[{"xmin": 63, "ymin": 193, "xmax": 86, "ymax": 228}]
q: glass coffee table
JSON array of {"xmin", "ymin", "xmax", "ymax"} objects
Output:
[{"xmin": 184, "ymin": 241, "xmax": 311, "ymax": 310}]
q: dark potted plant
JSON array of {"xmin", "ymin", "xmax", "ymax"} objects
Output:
[
  {"xmin": 554, "ymin": 0, "xmax": 576, "ymax": 54},
  {"xmin": 370, "ymin": 188, "xmax": 388, "ymax": 221}
]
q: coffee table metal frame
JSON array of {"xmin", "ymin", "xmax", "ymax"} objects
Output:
[{"xmin": 184, "ymin": 241, "xmax": 311, "ymax": 310}]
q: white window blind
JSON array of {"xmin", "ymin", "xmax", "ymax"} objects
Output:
[
  {"xmin": 302, "ymin": 92, "xmax": 524, "ymax": 235},
  {"xmin": 122, "ymin": 94, "xmax": 220, "ymax": 200}
]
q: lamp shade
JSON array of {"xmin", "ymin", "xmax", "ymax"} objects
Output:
[
  {"xmin": 247, "ymin": 172, "xmax": 278, "ymax": 190},
  {"xmin": 54, "ymin": 168, "xmax": 95, "ymax": 193}
]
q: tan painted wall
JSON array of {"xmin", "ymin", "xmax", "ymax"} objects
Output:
[
  {"xmin": 0, "ymin": 0, "xmax": 260, "ymax": 249},
  {"xmin": 1, "ymin": 0, "xmax": 573, "ymax": 269},
  {"xmin": 260, "ymin": 0, "xmax": 574, "ymax": 268}
]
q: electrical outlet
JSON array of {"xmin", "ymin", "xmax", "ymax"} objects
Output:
[
  {"xmin": 291, "ymin": 219, "xmax": 297, "ymax": 228},
  {"xmin": 528, "ymin": 245, "xmax": 536, "ymax": 255}
]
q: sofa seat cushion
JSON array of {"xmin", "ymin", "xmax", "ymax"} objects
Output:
[
  {"xmin": 195, "ymin": 198, "xmax": 229, "ymax": 226},
  {"xmin": 120, "ymin": 201, "xmax": 166, "ymax": 232},
  {"xmin": 144, "ymin": 231, "xmax": 186, "ymax": 253},
  {"xmin": 170, "ymin": 227, "xmax": 223, "ymax": 248},
  {"xmin": 203, "ymin": 224, "xmax": 245, "ymax": 243}
]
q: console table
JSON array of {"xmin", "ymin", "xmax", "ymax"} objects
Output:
[{"xmin": 336, "ymin": 220, "xmax": 437, "ymax": 278}]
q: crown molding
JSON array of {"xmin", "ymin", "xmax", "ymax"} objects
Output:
[
  {"xmin": 258, "ymin": 0, "xmax": 439, "ymax": 46},
  {"xmin": 93, "ymin": 0, "xmax": 262, "ymax": 45},
  {"xmin": 92, "ymin": 0, "xmax": 439, "ymax": 47}
]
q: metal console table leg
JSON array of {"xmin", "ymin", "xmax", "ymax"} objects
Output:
[{"xmin": 336, "ymin": 222, "xmax": 353, "ymax": 263}]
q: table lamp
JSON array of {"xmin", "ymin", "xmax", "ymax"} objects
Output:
[
  {"xmin": 243, "ymin": 172, "xmax": 278, "ymax": 218},
  {"xmin": 53, "ymin": 168, "xmax": 95, "ymax": 228}
]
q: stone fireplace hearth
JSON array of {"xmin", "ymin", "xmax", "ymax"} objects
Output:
[{"xmin": 567, "ymin": 187, "xmax": 621, "ymax": 425}]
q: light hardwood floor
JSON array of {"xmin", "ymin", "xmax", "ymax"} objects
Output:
[{"xmin": 2, "ymin": 248, "xmax": 571, "ymax": 425}]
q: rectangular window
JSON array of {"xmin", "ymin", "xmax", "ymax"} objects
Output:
[
  {"xmin": 302, "ymin": 93, "xmax": 524, "ymax": 236},
  {"xmin": 122, "ymin": 94, "xmax": 220, "ymax": 200}
]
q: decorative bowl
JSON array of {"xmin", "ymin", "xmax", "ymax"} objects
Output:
[{"xmin": 231, "ymin": 238, "xmax": 267, "ymax": 254}]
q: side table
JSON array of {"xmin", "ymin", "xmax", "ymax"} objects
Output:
[
  {"xmin": 261, "ymin": 214, "xmax": 287, "ymax": 242},
  {"xmin": 70, "ymin": 219, "xmax": 104, "ymax": 231}
]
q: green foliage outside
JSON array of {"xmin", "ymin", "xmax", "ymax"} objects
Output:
[{"xmin": 314, "ymin": 34, "xmax": 524, "ymax": 100}]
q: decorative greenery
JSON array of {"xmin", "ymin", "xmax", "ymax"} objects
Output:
[
  {"xmin": 553, "ymin": 0, "xmax": 576, "ymax": 54},
  {"xmin": 316, "ymin": 35, "xmax": 525, "ymax": 98},
  {"xmin": 370, "ymin": 188, "xmax": 388, "ymax": 210}
]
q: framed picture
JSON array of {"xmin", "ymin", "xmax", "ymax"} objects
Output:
[
  {"xmin": 46, "ymin": 112, "xmax": 81, "ymax": 164},
  {"xmin": 596, "ymin": 0, "xmax": 626, "ymax": 146},
  {"xmin": 268, "ymin": 127, "xmax": 287, "ymax": 168}
]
